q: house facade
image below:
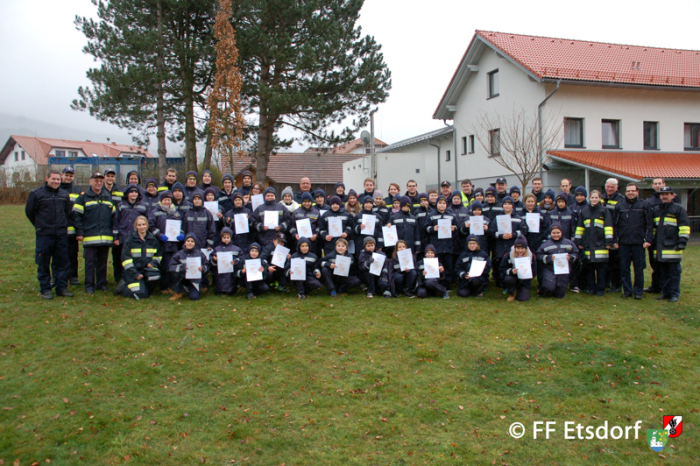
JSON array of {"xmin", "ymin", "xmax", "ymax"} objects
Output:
[
  {"xmin": 0, "ymin": 135, "xmax": 153, "ymax": 186},
  {"xmin": 358, "ymin": 31, "xmax": 700, "ymax": 208}
]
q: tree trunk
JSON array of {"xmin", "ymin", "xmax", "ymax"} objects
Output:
[
  {"xmin": 156, "ymin": 0, "xmax": 167, "ymax": 181},
  {"xmin": 202, "ymin": 125, "xmax": 212, "ymax": 171}
]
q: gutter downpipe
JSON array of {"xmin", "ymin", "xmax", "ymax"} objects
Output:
[
  {"xmin": 370, "ymin": 108, "xmax": 378, "ymax": 183},
  {"xmin": 443, "ymin": 119, "xmax": 458, "ymax": 187},
  {"xmin": 538, "ymin": 79, "xmax": 560, "ymax": 186},
  {"xmin": 428, "ymin": 138, "xmax": 441, "ymax": 189}
]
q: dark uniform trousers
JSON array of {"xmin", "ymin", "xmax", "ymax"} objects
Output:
[
  {"xmin": 84, "ymin": 246, "xmax": 110, "ymax": 291},
  {"xmin": 112, "ymin": 244, "xmax": 124, "ymax": 282},
  {"xmin": 659, "ymin": 262, "xmax": 682, "ymax": 299},
  {"xmin": 53, "ymin": 236, "xmax": 79, "ymax": 282},
  {"xmin": 618, "ymin": 244, "xmax": 646, "ymax": 296},
  {"xmin": 37, "ymin": 235, "xmax": 69, "ymax": 292}
]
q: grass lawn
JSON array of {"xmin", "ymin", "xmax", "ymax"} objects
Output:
[{"xmin": 1, "ymin": 204, "xmax": 698, "ymax": 465}]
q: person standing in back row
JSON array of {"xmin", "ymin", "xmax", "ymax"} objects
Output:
[
  {"xmin": 73, "ymin": 172, "xmax": 116, "ymax": 295},
  {"xmin": 25, "ymin": 170, "xmax": 74, "ymax": 299}
]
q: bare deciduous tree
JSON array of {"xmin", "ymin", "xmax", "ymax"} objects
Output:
[{"xmin": 471, "ymin": 107, "xmax": 562, "ymax": 191}]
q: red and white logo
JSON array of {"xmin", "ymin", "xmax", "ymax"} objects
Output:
[{"xmin": 663, "ymin": 415, "xmax": 683, "ymax": 438}]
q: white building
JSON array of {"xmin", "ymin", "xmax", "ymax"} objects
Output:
[
  {"xmin": 357, "ymin": 30, "xmax": 700, "ymax": 210},
  {"xmin": 0, "ymin": 135, "xmax": 153, "ymax": 186}
]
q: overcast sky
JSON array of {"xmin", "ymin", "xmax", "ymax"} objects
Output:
[{"xmin": 2, "ymin": 0, "xmax": 700, "ymax": 153}]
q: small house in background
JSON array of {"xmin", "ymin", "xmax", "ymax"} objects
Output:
[{"xmin": 0, "ymin": 135, "xmax": 154, "ymax": 186}]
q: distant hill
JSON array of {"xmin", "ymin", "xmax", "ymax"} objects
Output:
[{"xmin": 0, "ymin": 113, "xmax": 139, "ymax": 149}]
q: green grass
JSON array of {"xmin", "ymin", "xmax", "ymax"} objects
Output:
[{"xmin": 1, "ymin": 204, "xmax": 698, "ymax": 465}]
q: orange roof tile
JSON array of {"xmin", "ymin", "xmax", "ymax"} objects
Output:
[
  {"xmin": 220, "ymin": 152, "xmax": 360, "ymax": 184},
  {"xmin": 477, "ymin": 30, "xmax": 700, "ymax": 88},
  {"xmin": 0, "ymin": 135, "xmax": 153, "ymax": 165},
  {"xmin": 548, "ymin": 150, "xmax": 700, "ymax": 180},
  {"xmin": 332, "ymin": 137, "xmax": 387, "ymax": 154}
]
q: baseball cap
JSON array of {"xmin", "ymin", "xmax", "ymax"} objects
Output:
[
  {"xmin": 90, "ymin": 172, "xmax": 105, "ymax": 179},
  {"xmin": 62, "ymin": 166, "xmax": 75, "ymax": 174},
  {"xmin": 441, "ymin": 181, "xmax": 451, "ymax": 187},
  {"xmin": 659, "ymin": 186, "xmax": 674, "ymax": 194},
  {"xmin": 274, "ymin": 233, "xmax": 286, "ymax": 243},
  {"xmin": 496, "ymin": 177, "xmax": 507, "ymax": 184},
  {"xmin": 104, "ymin": 168, "xmax": 116, "ymax": 175}
]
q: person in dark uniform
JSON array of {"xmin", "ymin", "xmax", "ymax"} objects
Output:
[
  {"xmin": 644, "ymin": 177, "xmax": 681, "ymax": 293},
  {"xmin": 25, "ymin": 170, "xmax": 74, "ymax": 299},
  {"xmin": 651, "ymin": 187, "xmax": 690, "ymax": 302},
  {"xmin": 58, "ymin": 166, "xmax": 82, "ymax": 286},
  {"xmin": 602, "ymin": 178, "xmax": 624, "ymax": 293},
  {"xmin": 73, "ymin": 172, "xmax": 116, "ymax": 294}
]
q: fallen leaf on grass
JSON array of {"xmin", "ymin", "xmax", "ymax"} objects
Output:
[
  {"xmin": 459, "ymin": 406, "xmax": 464, "ymax": 410},
  {"xmin": 124, "ymin": 455, "xmax": 130, "ymax": 461}
]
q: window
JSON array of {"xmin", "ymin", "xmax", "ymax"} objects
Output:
[
  {"xmin": 14, "ymin": 152, "xmax": 18, "ymax": 162},
  {"xmin": 685, "ymin": 123, "xmax": 700, "ymax": 150},
  {"xmin": 446, "ymin": 150, "xmax": 451, "ymax": 162},
  {"xmin": 68, "ymin": 150, "xmax": 78, "ymax": 157},
  {"xmin": 564, "ymin": 118, "xmax": 584, "ymax": 148},
  {"xmin": 415, "ymin": 169, "xmax": 420, "ymax": 174},
  {"xmin": 489, "ymin": 129, "xmax": 501, "ymax": 156},
  {"xmin": 365, "ymin": 148, "xmax": 371, "ymax": 154},
  {"xmin": 644, "ymin": 122, "xmax": 658, "ymax": 150},
  {"xmin": 21, "ymin": 150, "xmax": 25, "ymax": 161},
  {"xmin": 488, "ymin": 69, "xmax": 499, "ymax": 98},
  {"xmin": 55, "ymin": 150, "xmax": 66, "ymax": 157},
  {"xmin": 469, "ymin": 135, "xmax": 475, "ymax": 154},
  {"xmin": 602, "ymin": 120, "xmax": 620, "ymax": 149},
  {"xmin": 462, "ymin": 136, "xmax": 467, "ymax": 154}
]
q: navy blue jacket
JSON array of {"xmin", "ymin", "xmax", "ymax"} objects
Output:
[{"xmin": 25, "ymin": 183, "xmax": 71, "ymax": 237}]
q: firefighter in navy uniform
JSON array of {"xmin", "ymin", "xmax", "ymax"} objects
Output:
[
  {"xmin": 651, "ymin": 186, "xmax": 689, "ymax": 302},
  {"xmin": 58, "ymin": 166, "xmax": 83, "ymax": 285},
  {"xmin": 73, "ymin": 172, "xmax": 117, "ymax": 294},
  {"xmin": 103, "ymin": 168, "xmax": 124, "ymax": 283},
  {"xmin": 25, "ymin": 170, "xmax": 74, "ymax": 299},
  {"xmin": 602, "ymin": 178, "xmax": 624, "ymax": 292},
  {"xmin": 644, "ymin": 177, "xmax": 681, "ymax": 293}
]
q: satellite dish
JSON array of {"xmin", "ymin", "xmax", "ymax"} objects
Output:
[{"xmin": 360, "ymin": 130, "xmax": 371, "ymax": 146}]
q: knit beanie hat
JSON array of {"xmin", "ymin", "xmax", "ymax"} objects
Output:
[
  {"xmin": 400, "ymin": 196, "xmax": 411, "ymax": 209},
  {"xmin": 281, "ymin": 186, "xmax": 294, "ymax": 198},
  {"xmin": 301, "ymin": 192, "xmax": 314, "ymax": 202}
]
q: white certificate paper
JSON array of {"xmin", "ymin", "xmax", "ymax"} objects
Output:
[
  {"xmin": 296, "ymin": 218, "xmax": 313, "ymax": 238},
  {"xmin": 217, "ymin": 251, "xmax": 234, "ymax": 274},
  {"xmin": 424, "ymin": 257, "xmax": 440, "ymax": 279},
  {"xmin": 251, "ymin": 194, "xmax": 264, "ymax": 211},
  {"xmin": 397, "ymin": 248, "xmax": 414, "ymax": 270},
  {"xmin": 468, "ymin": 258, "xmax": 487, "ymax": 277},
  {"xmin": 264, "ymin": 210, "xmax": 279, "ymax": 228},
  {"xmin": 553, "ymin": 253, "xmax": 570, "ymax": 275},
  {"xmin": 204, "ymin": 201, "xmax": 219, "ymax": 217},
  {"xmin": 525, "ymin": 213, "xmax": 540, "ymax": 233},
  {"xmin": 496, "ymin": 215, "xmax": 513, "ymax": 235},
  {"xmin": 369, "ymin": 253, "xmax": 386, "ymax": 276},
  {"xmin": 186, "ymin": 257, "xmax": 201, "ymax": 279},
  {"xmin": 333, "ymin": 255, "xmax": 351, "ymax": 277},
  {"xmin": 165, "ymin": 219, "xmax": 181, "ymax": 242},
  {"xmin": 200, "ymin": 248, "xmax": 212, "ymax": 260},
  {"xmin": 469, "ymin": 216, "xmax": 484, "ymax": 236},
  {"xmin": 233, "ymin": 214, "xmax": 249, "ymax": 234},
  {"xmin": 328, "ymin": 216, "xmax": 343, "ymax": 237},
  {"xmin": 382, "ymin": 225, "xmax": 398, "ymax": 247},
  {"xmin": 271, "ymin": 245, "xmax": 290, "ymax": 268},
  {"xmin": 361, "ymin": 215, "xmax": 376, "ymax": 236},
  {"xmin": 245, "ymin": 259, "xmax": 263, "ymax": 282},
  {"xmin": 290, "ymin": 258, "xmax": 306, "ymax": 281},
  {"xmin": 437, "ymin": 218, "xmax": 452, "ymax": 239},
  {"xmin": 513, "ymin": 256, "xmax": 533, "ymax": 279}
]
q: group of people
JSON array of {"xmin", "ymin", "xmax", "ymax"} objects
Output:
[{"xmin": 25, "ymin": 167, "xmax": 689, "ymax": 303}]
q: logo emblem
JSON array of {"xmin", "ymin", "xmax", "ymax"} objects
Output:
[
  {"xmin": 663, "ymin": 415, "xmax": 683, "ymax": 438},
  {"xmin": 647, "ymin": 429, "xmax": 668, "ymax": 452}
]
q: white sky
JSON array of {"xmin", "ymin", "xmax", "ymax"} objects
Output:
[{"xmin": 2, "ymin": 0, "xmax": 700, "ymax": 153}]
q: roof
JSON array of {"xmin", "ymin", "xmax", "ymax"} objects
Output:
[
  {"xmin": 331, "ymin": 137, "xmax": 387, "ymax": 154},
  {"xmin": 434, "ymin": 30, "xmax": 700, "ymax": 119},
  {"xmin": 221, "ymin": 152, "xmax": 360, "ymax": 184},
  {"xmin": 378, "ymin": 127, "xmax": 453, "ymax": 153},
  {"xmin": 548, "ymin": 150, "xmax": 700, "ymax": 180},
  {"xmin": 0, "ymin": 135, "xmax": 153, "ymax": 165}
]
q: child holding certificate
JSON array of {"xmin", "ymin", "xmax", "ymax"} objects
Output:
[
  {"xmin": 252, "ymin": 187, "xmax": 289, "ymax": 248},
  {"xmin": 290, "ymin": 192, "xmax": 320, "ymax": 253},
  {"xmin": 167, "ymin": 233, "xmax": 209, "ymax": 301},
  {"xmin": 461, "ymin": 200, "xmax": 490, "ymax": 253},
  {"xmin": 286, "ymin": 237, "xmax": 322, "ymax": 299},
  {"xmin": 261, "ymin": 233, "xmax": 291, "ymax": 292},
  {"xmin": 236, "ymin": 243, "xmax": 271, "ymax": 300},
  {"xmin": 319, "ymin": 195, "xmax": 353, "ymax": 256},
  {"xmin": 425, "ymin": 196, "xmax": 457, "ymax": 286},
  {"xmin": 210, "ymin": 227, "xmax": 243, "ymax": 296},
  {"xmin": 388, "ymin": 196, "xmax": 421, "ymax": 259},
  {"xmin": 416, "ymin": 245, "xmax": 448, "ymax": 299},
  {"xmin": 319, "ymin": 238, "xmax": 360, "ymax": 297},
  {"xmin": 492, "ymin": 196, "xmax": 528, "ymax": 288},
  {"xmin": 148, "ymin": 190, "xmax": 185, "ymax": 294},
  {"xmin": 353, "ymin": 196, "xmax": 384, "ymax": 258},
  {"xmin": 536, "ymin": 223, "xmax": 578, "ymax": 298},
  {"xmin": 499, "ymin": 235, "xmax": 536, "ymax": 302},
  {"xmin": 390, "ymin": 240, "xmax": 417, "ymax": 298},
  {"xmin": 224, "ymin": 192, "xmax": 255, "ymax": 252},
  {"xmin": 358, "ymin": 237, "xmax": 392, "ymax": 298},
  {"xmin": 455, "ymin": 235, "xmax": 491, "ymax": 298}
]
